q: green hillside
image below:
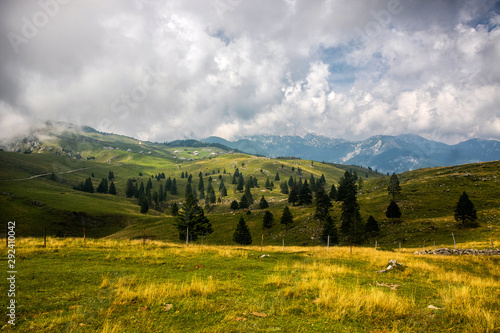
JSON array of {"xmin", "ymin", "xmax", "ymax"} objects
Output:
[{"xmin": 1, "ymin": 127, "xmax": 499, "ymax": 249}]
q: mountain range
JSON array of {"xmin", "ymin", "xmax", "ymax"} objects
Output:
[{"xmin": 202, "ymin": 134, "xmax": 500, "ymax": 174}]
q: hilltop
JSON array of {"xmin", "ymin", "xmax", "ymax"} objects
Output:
[{"xmin": 0, "ymin": 123, "xmax": 498, "ymax": 249}]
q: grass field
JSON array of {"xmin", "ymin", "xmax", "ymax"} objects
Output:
[{"xmin": 1, "ymin": 238, "xmax": 499, "ymax": 332}]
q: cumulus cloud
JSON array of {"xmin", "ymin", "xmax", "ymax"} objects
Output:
[{"xmin": 0, "ymin": 0, "xmax": 499, "ymax": 144}]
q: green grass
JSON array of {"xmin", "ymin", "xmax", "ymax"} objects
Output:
[{"xmin": 1, "ymin": 238, "xmax": 498, "ymax": 332}]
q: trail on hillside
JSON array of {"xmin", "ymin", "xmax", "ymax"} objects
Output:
[{"xmin": 0, "ymin": 167, "xmax": 93, "ymax": 181}]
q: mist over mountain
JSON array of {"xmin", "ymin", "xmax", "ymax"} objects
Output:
[{"xmin": 203, "ymin": 134, "xmax": 500, "ymax": 174}]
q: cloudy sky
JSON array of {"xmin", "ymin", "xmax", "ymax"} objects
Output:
[{"xmin": 1, "ymin": 0, "xmax": 499, "ymax": 144}]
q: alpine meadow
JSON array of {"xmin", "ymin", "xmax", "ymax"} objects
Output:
[{"xmin": 0, "ymin": 124, "xmax": 499, "ymax": 332}]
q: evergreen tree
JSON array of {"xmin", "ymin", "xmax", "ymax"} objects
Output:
[
  {"xmin": 263, "ymin": 210, "xmax": 274, "ymax": 229},
  {"xmin": 236, "ymin": 174, "xmax": 245, "ymax": 192},
  {"xmin": 159, "ymin": 184, "xmax": 165, "ymax": 201},
  {"xmin": 134, "ymin": 183, "xmax": 139, "ymax": 198},
  {"xmin": 365, "ymin": 215, "xmax": 380, "ymax": 233},
  {"xmin": 165, "ymin": 177, "xmax": 172, "ymax": 191},
  {"xmin": 125, "ymin": 178, "xmax": 136, "ymax": 198},
  {"xmin": 275, "ymin": 171, "xmax": 280, "ymax": 181},
  {"xmin": 233, "ymin": 216, "xmax": 252, "ymax": 245},
  {"xmin": 170, "ymin": 178, "xmax": 178, "ymax": 195},
  {"xmin": 337, "ymin": 171, "xmax": 357, "ymax": 202},
  {"xmin": 309, "ymin": 174, "xmax": 316, "ymax": 193},
  {"xmin": 108, "ymin": 171, "xmax": 115, "ymax": 180},
  {"xmin": 231, "ymin": 173, "xmax": 238, "ymax": 184},
  {"xmin": 280, "ymin": 181, "xmax": 289, "ymax": 194},
  {"xmin": 138, "ymin": 182, "xmax": 145, "ymax": 198},
  {"xmin": 97, "ymin": 178, "xmax": 108, "ymax": 194},
  {"xmin": 153, "ymin": 191, "xmax": 159, "ymax": 205},
  {"xmin": 386, "ymin": 200, "xmax": 402, "ymax": 223},
  {"xmin": 220, "ymin": 183, "xmax": 228, "ymax": 197},
  {"xmin": 109, "ymin": 181, "xmax": 117, "ymax": 195},
  {"xmin": 234, "ymin": 168, "xmax": 240, "ymax": 177},
  {"xmin": 207, "ymin": 183, "xmax": 216, "ymax": 204},
  {"xmin": 171, "ymin": 202, "xmax": 179, "ymax": 216},
  {"xmin": 299, "ymin": 179, "xmax": 313, "ymax": 205},
  {"xmin": 314, "ymin": 184, "xmax": 332, "ymax": 226},
  {"xmin": 329, "ymin": 184, "xmax": 337, "ymax": 201},
  {"xmin": 187, "ymin": 174, "xmax": 192, "ymax": 183},
  {"xmin": 175, "ymin": 194, "xmax": 213, "ymax": 242},
  {"xmin": 339, "ymin": 171, "xmax": 365, "ymax": 244},
  {"xmin": 230, "ymin": 200, "xmax": 239, "ymax": 210},
  {"xmin": 84, "ymin": 177, "xmax": 94, "ymax": 193},
  {"xmin": 219, "ymin": 179, "xmax": 225, "ymax": 191},
  {"xmin": 259, "ymin": 195, "xmax": 269, "ymax": 209},
  {"xmin": 319, "ymin": 174, "xmax": 326, "ymax": 186},
  {"xmin": 181, "ymin": 171, "xmax": 185, "ymax": 178},
  {"xmin": 280, "ymin": 206, "xmax": 294, "ymax": 230},
  {"xmin": 140, "ymin": 197, "xmax": 149, "ymax": 214},
  {"xmin": 454, "ymin": 192, "xmax": 478, "ymax": 228},
  {"xmin": 388, "ymin": 173, "xmax": 402, "ymax": 199},
  {"xmin": 198, "ymin": 176, "xmax": 205, "ymax": 199},
  {"xmin": 288, "ymin": 183, "xmax": 299, "ymax": 206},
  {"xmin": 185, "ymin": 182, "xmax": 193, "ymax": 199},
  {"xmin": 288, "ymin": 176, "xmax": 294, "ymax": 187},
  {"xmin": 265, "ymin": 177, "xmax": 271, "ymax": 190},
  {"xmin": 243, "ymin": 183, "xmax": 253, "ymax": 204},
  {"xmin": 321, "ymin": 215, "xmax": 339, "ymax": 244},
  {"xmin": 146, "ymin": 178, "xmax": 153, "ymax": 192},
  {"xmin": 239, "ymin": 195, "xmax": 250, "ymax": 209},
  {"xmin": 49, "ymin": 172, "xmax": 57, "ymax": 181}
]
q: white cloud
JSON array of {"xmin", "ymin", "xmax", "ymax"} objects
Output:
[{"xmin": 0, "ymin": 0, "xmax": 499, "ymax": 144}]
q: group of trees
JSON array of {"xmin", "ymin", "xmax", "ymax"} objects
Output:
[{"xmin": 73, "ymin": 171, "xmax": 117, "ymax": 195}]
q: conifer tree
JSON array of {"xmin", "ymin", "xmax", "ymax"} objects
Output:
[
  {"xmin": 263, "ymin": 210, "xmax": 274, "ymax": 229},
  {"xmin": 185, "ymin": 182, "xmax": 193, "ymax": 199},
  {"xmin": 243, "ymin": 183, "xmax": 253, "ymax": 204},
  {"xmin": 170, "ymin": 178, "xmax": 177, "ymax": 195},
  {"xmin": 109, "ymin": 181, "xmax": 117, "ymax": 195},
  {"xmin": 288, "ymin": 175, "xmax": 294, "ymax": 187},
  {"xmin": 108, "ymin": 171, "xmax": 115, "ymax": 180},
  {"xmin": 314, "ymin": 184, "xmax": 332, "ymax": 227},
  {"xmin": 388, "ymin": 173, "xmax": 402, "ymax": 199},
  {"xmin": 171, "ymin": 202, "xmax": 179, "ymax": 216},
  {"xmin": 198, "ymin": 175, "xmax": 205, "ymax": 199},
  {"xmin": 146, "ymin": 178, "xmax": 153, "ymax": 192},
  {"xmin": 159, "ymin": 184, "xmax": 165, "ymax": 201},
  {"xmin": 239, "ymin": 195, "xmax": 250, "ymax": 209},
  {"xmin": 97, "ymin": 178, "xmax": 108, "ymax": 194},
  {"xmin": 321, "ymin": 215, "xmax": 339, "ymax": 244},
  {"xmin": 125, "ymin": 178, "xmax": 135, "ymax": 198},
  {"xmin": 220, "ymin": 183, "xmax": 228, "ymax": 197},
  {"xmin": 365, "ymin": 215, "xmax": 380, "ymax": 233},
  {"xmin": 175, "ymin": 193, "xmax": 213, "ymax": 242},
  {"xmin": 280, "ymin": 181, "xmax": 289, "ymax": 194},
  {"xmin": 329, "ymin": 184, "xmax": 337, "ymax": 201},
  {"xmin": 84, "ymin": 177, "xmax": 94, "ymax": 193},
  {"xmin": 386, "ymin": 200, "xmax": 402, "ymax": 223},
  {"xmin": 280, "ymin": 206, "xmax": 293, "ymax": 230},
  {"xmin": 138, "ymin": 182, "xmax": 145, "ymax": 198},
  {"xmin": 165, "ymin": 177, "xmax": 172, "ymax": 191},
  {"xmin": 288, "ymin": 183, "xmax": 299, "ymax": 206},
  {"xmin": 454, "ymin": 192, "xmax": 478, "ymax": 228},
  {"xmin": 233, "ymin": 216, "xmax": 252, "ymax": 245},
  {"xmin": 236, "ymin": 174, "xmax": 245, "ymax": 192},
  {"xmin": 207, "ymin": 183, "xmax": 216, "ymax": 204},
  {"xmin": 275, "ymin": 171, "xmax": 280, "ymax": 181},
  {"xmin": 230, "ymin": 200, "xmax": 239, "ymax": 210},
  {"xmin": 140, "ymin": 197, "xmax": 149, "ymax": 214},
  {"xmin": 259, "ymin": 195, "xmax": 269, "ymax": 209},
  {"xmin": 299, "ymin": 179, "xmax": 313, "ymax": 205},
  {"xmin": 339, "ymin": 171, "xmax": 365, "ymax": 244}
]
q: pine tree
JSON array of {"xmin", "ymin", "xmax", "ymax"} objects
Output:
[
  {"xmin": 314, "ymin": 184, "xmax": 332, "ymax": 227},
  {"xmin": 97, "ymin": 178, "xmax": 108, "ymax": 194},
  {"xmin": 454, "ymin": 192, "xmax": 478, "ymax": 228},
  {"xmin": 280, "ymin": 206, "xmax": 293, "ymax": 230},
  {"xmin": 365, "ymin": 215, "xmax": 379, "ymax": 233},
  {"xmin": 236, "ymin": 174, "xmax": 244, "ymax": 192},
  {"xmin": 171, "ymin": 202, "xmax": 179, "ymax": 216},
  {"xmin": 207, "ymin": 183, "xmax": 216, "ymax": 204},
  {"xmin": 153, "ymin": 191, "xmax": 159, "ymax": 205},
  {"xmin": 84, "ymin": 177, "xmax": 94, "ymax": 193},
  {"xmin": 339, "ymin": 171, "xmax": 365, "ymax": 244},
  {"xmin": 230, "ymin": 200, "xmax": 239, "ymax": 210},
  {"xmin": 299, "ymin": 179, "xmax": 313, "ymax": 205},
  {"xmin": 386, "ymin": 200, "xmax": 402, "ymax": 223},
  {"xmin": 388, "ymin": 173, "xmax": 402, "ymax": 199},
  {"xmin": 198, "ymin": 176, "xmax": 205, "ymax": 199},
  {"xmin": 243, "ymin": 183, "xmax": 253, "ymax": 204},
  {"xmin": 170, "ymin": 178, "xmax": 177, "ymax": 195},
  {"xmin": 159, "ymin": 184, "xmax": 165, "ymax": 201},
  {"xmin": 265, "ymin": 177, "xmax": 271, "ymax": 190},
  {"xmin": 288, "ymin": 176, "xmax": 294, "ymax": 187},
  {"xmin": 220, "ymin": 183, "xmax": 228, "ymax": 197},
  {"xmin": 138, "ymin": 182, "xmax": 145, "ymax": 198},
  {"xmin": 263, "ymin": 210, "xmax": 274, "ymax": 229},
  {"xmin": 275, "ymin": 171, "xmax": 280, "ymax": 181},
  {"xmin": 259, "ymin": 195, "xmax": 269, "ymax": 209},
  {"xmin": 175, "ymin": 194, "xmax": 213, "ymax": 242},
  {"xmin": 146, "ymin": 178, "xmax": 153, "ymax": 192},
  {"xmin": 321, "ymin": 215, "xmax": 339, "ymax": 244},
  {"xmin": 165, "ymin": 177, "xmax": 172, "ymax": 191},
  {"xmin": 329, "ymin": 184, "xmax": 337, "ymax": 201},
  {"xmin": 125, "ymin": 179, "xmax": 135, "ymax": 198},
  {"xmin": 288, "ymin": 183, "xmax": 299, "ymax": 206},
  {"xmin": 239, "ymin": 195, "xmax": 250, "ymax": 209},
  {"xmin": 109, "ymin": 181, "xmax": 117, "ymax": 195},
  {"xmin": 185, "ymin": 182, "xmax": 193, "ymax": 199},
  {"xmin": 140, "ymin": 197, "xmax": 149, "ymax": 214},
  {"xmin": 280, "ymin": 181, "xmax": 289, "ymax": 194},
  {"xmin": 233, "ymin": 216, "xmax": 252, "ymax": 245},
  {"xmin": 108, "ymin": 171, "xmax": 115, "ymax": 180}
]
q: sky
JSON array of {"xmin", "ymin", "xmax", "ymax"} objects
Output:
[{"xmin": 1, "ymin": 0, "xmax": 499, "ymax": 144}]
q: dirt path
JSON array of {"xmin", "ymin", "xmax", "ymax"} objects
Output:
[{"xmin": 0, "ymin": 167, "xmax": 93, "ymax": 181}]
